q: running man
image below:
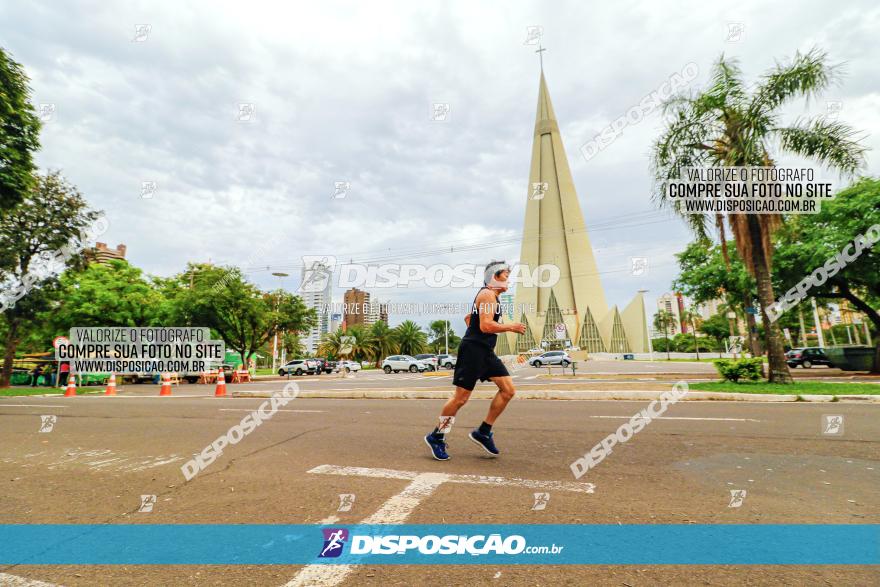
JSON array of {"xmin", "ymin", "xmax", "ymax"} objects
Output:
[{"xmin": 424, "ymin": 261, "xmax": 527, "ymax": 460}]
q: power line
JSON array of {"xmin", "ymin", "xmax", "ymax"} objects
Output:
[{"xmin": 232, "ymin": 214, "xmax": 677, "ymax": 275}]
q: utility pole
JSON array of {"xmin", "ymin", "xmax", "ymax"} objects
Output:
[
  {"xmin": 271, "ymin": 272, "xmax": 289, "ymax": 373},
  {"xmin": 811, "ymin": 298, "xmax": 825, "ymax": 348},
  {"xmin": 444, "ymin": 320, "xmax": 449, "ymax": 356}
]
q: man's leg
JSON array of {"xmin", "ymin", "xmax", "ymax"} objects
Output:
[
  {"xmin": 468, "ymin": 375, "xmax": 516, "ymax": 456},
  {"xmin": 425, "ymin": 386, "xmax": 472, "ymax": 461},
  {"xmin": 484, "ymin": 376, "xmax": 516, "ymax": 424}
]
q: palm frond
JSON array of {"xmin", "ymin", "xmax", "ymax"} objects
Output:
[
  {"xmin": 749, "ymin": 47, "xmax": 839, "ymax": 116},
  {"xmin": 774, "ymin": 117, "xmax": 867, "ymax": 176}
]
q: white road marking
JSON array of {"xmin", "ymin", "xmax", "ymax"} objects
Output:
[
  {"xmin": 588, "ymin": 416, "xmax": 762, "ymax": 422},
  {"xmin": 283, "ymin": 465, "xmax": 594, "ymax": 587},
  {"xmin": 0, "ymin": 573, "xmax": 62, "ymax": 586}
]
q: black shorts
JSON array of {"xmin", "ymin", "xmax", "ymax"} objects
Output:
[{"xmin": 452, "ymin": 340, "xmax": 510, "ymax": 391}]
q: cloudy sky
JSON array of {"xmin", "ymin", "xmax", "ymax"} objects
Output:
[{"xmin": 3, "ymin": 0, "xmax": 879, "ymax": 328}]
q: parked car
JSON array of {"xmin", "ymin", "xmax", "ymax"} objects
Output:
[
  {"xmin": 278, "ymin": 359, "xmax": 320, "ymax": 376},
  {"xmin": 133, "ymin": 363, "xmax": 235, "ymax": 384},
  {"xmin": 437, "ymin": 354, "xmax": 457, "ymax": 369},
  {"xmin": 786, "ymin": 347, "xmax": 833, "ymax": 368},
  {"xmin": 528, "ymin": 350, "xmax": 572, "ymax": 368},
  {"xmin": 414, "ymin": 353, "xmax": 439, "ymax": 371},
  {"xmin": 308, "ymin": 358, "xmax": 335, "ymax": 374},
  {"xmin": 382, "ymin": 355, "xmax": 429, "ymax": 373},
  {"xmin": 335, "ymin": 360, "xmax": 361, "ymax": 374}
]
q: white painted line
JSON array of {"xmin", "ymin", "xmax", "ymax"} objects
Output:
[
  {"xmin": 283, "ymin": 465, "xmax": 595, "ymax": 587},
  {"xmin": 218, "ymin": 409, "xmax": 325, "ymax": 413},
  {"xmin": 588, "ymin": 416, "xmax": 762, "ymax": 422},
  {"xmin": 0, "ymin": 573, "xmax": 62, "ymax": 587}
]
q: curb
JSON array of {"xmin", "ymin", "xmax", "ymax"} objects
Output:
[{"xmin": 229, "ymin": 389, "xmax": 880, "ymax": 402}]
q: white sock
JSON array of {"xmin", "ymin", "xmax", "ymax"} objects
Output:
[{"xmin": 437, "ymin": 416, "xmax": 455, "ymax": 435}]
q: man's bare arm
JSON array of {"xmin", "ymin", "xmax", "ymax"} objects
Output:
[{"xmin": 475, "ymin": 289, "xmax": 526, "ymax": 334}]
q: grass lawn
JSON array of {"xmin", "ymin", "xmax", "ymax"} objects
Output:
[
  {"xmin": 691, "ymin": 381, "xmax": 879, "ymax": 395},
  {"xmin": 0, "ymin": 386, "xmax": 106, "ymax": 397}
]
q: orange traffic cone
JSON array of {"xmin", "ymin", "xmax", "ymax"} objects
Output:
[
  {"xmin": 105, "ymin": 373, "xmax": 117, "ymax": 396},
  {"xmin": 159, "ymin": 373, "xmax": 172, "ymax": 396},
  {"xmin": 64, "ymin": 373, "xmax": 77, "ymax": 397},
  {"xmin": 214, "ymin": 369, "xmax": 227, "ymax": 397},
  {"xmin": 214, "ymin": 369, "xmax": 226, "ymax": 397}
]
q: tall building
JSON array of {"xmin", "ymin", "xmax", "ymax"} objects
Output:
[
  {"xmin": 696, "ymin": 298, "xmax": 723, "ymax": 321},
  {"xmin": 506, "ymin": 71, "xmax": 650, "ymax": 354},
  {"xmin": 301, "ymin": 260, "xmax": 332, "ymax": 353},
  {"xmin": 656, "ymin": 293, "xmax": 683, "ymax": 336},
  {"xmin": 87, "ymin": 242, "xmax": 127, "ymax": 264},
  {"xmin": 343, "ymin": 288, "xmax": 371, "ymax": 328}
]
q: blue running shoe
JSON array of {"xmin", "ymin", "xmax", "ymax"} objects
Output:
[
  {"xmin": 424, "ymin": 433, "xmax": 450, "ymax": 461},
  {"xmin": 469, "ymin": 429, "xmax": 499, "ymax": 456}
]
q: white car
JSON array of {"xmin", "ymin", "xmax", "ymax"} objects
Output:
[
  {"xmin": 335, "ymin": 360, "xmax": 361, "ymax": 374},
  {"xmin": 528, "ymin": 350, "xmax": 572, "ymax": 368},
  {"xmin": 278, "ymin": 359, "xmax": 320, "ymax": 376},
  {"xmin": 382, "ymin": 355, "xmax": 429, "ymax": 373},
  {"xmin": 437, "ymin": 354, "xmax": 457, "ymax": 369},
  {"xmin": 414, "ymin": 354, "xmax": 439, "ymax": 371}
]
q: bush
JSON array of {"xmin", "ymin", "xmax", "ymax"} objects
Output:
[{"xmin": 713, "ymin": 358, "xmax": 764, "ymax": 383}]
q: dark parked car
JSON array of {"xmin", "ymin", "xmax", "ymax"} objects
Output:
[
  {"xmin": 786, "ymin": 347, "xmax": 833, "ymax": 368},
  {"xmin": 309, "ymin": 358, "xmax": 335, "ymax": 374}
]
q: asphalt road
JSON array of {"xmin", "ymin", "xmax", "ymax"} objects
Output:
[
  {"xmin": 54, "ymin": 360, "xmax": 873, "ymax": 399},
  {"xmin": 1, "ymin": 386, "xmax": 877, "ymax": 586}
]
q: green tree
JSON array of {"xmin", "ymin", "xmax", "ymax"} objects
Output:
[
  {"xmin": 653, "ymin": 310, "xmax": 674, "ymax": 360},
  {"xmin": 682, "ymin": 307, "xmax": 703, "ymax": 360},
  {"xmin": 0, "ymin": 172, "xmax": 99, "ymax": 386},
  {"xmin": 394, "ymin": 320, "xmax": 427, "ymax": 356},
  {"xmin": 369, "ymin": 320, "xmax": 398, "ymax": 367},
  {"xmin": 653, "ymin": 48, "xmax": 867, "ymax": 382},
  {"xmin": 772, "ymin": 177, "xmax": 880, "ymax": 371},
  {"xmin": 428, "ymin": 319, "xmax": 460, "ymax": 354},
  {"xmin": 42, "ymin": 260, "xmax": 165, "ymax": 332},
  {"xmin": 281, "ymin": 331, "xmax": 305, "ymax": 359},
  {"xmin": 319, "ymin": 325, "xmax": 374, "ymax": 362},
  {"xmin": 165, "ymin": 264, "xmax": 316, "ymax": 368},
  {"xmin": 699, "ymin": 312, "xmax": 732, "ymax": 357},
  {"xmin": 672, "ymin": 240, "xmax": 760, "ymax": 354},
  {"xmin": 0, "ymin": 48, "xmax": 41, "ymax": 215}
]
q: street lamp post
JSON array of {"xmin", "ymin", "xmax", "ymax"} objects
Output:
[{"xmin": 271, "ymin": 272, "xmax": 289, "ymax": 374}]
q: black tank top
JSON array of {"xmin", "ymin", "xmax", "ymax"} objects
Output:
[{"xmin": 461, "ymin": 287, "xmax": 502, "ymax": 349}]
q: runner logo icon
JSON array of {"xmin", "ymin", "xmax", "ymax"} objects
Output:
[{"xmin": 319, "ymin": 528, "xmax": 349, "ymax": 558}]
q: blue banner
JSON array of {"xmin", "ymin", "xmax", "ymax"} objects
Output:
[{"xmin": 1, "ymin": 524, "xmax": 876, "ymax": 565}]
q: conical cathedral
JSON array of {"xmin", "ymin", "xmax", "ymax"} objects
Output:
[{"xmin": 504, "ymin": 72, "xmax": 650, "ymax": 355}]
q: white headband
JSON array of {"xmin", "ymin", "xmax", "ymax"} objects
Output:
[{"xmin": 484, "ymin": 262, "xmax": 511, "ymax": 285}]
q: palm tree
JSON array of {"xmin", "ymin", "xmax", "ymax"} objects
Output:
[
  {"xmin": 683, "ymin": 308, "xmax": 703, "ymax": 360},
  {"xmin": 652, "ymin": 48, "xmax": 866, "ymax": 383},
  {"xmin": 317, "ymin": 328, "xmax": 348, "ymax": 359},
  {"xmin": 281, "ymin": 332, "xmax": 305, "ymax": 359},
  {"xmin": 653, "ymin": 310, "xmax": 674, "ymax": 360},
  {"xmin": 346, "ymin": 325, "xmax": 375, "ymax": 362},
  {"xmin": 394, "ymin": 320, "xmax": 427, "ymax": 356},
  {"xmin": 369, "ymin": 320, "xmax": 398, "ymax": 367}
]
